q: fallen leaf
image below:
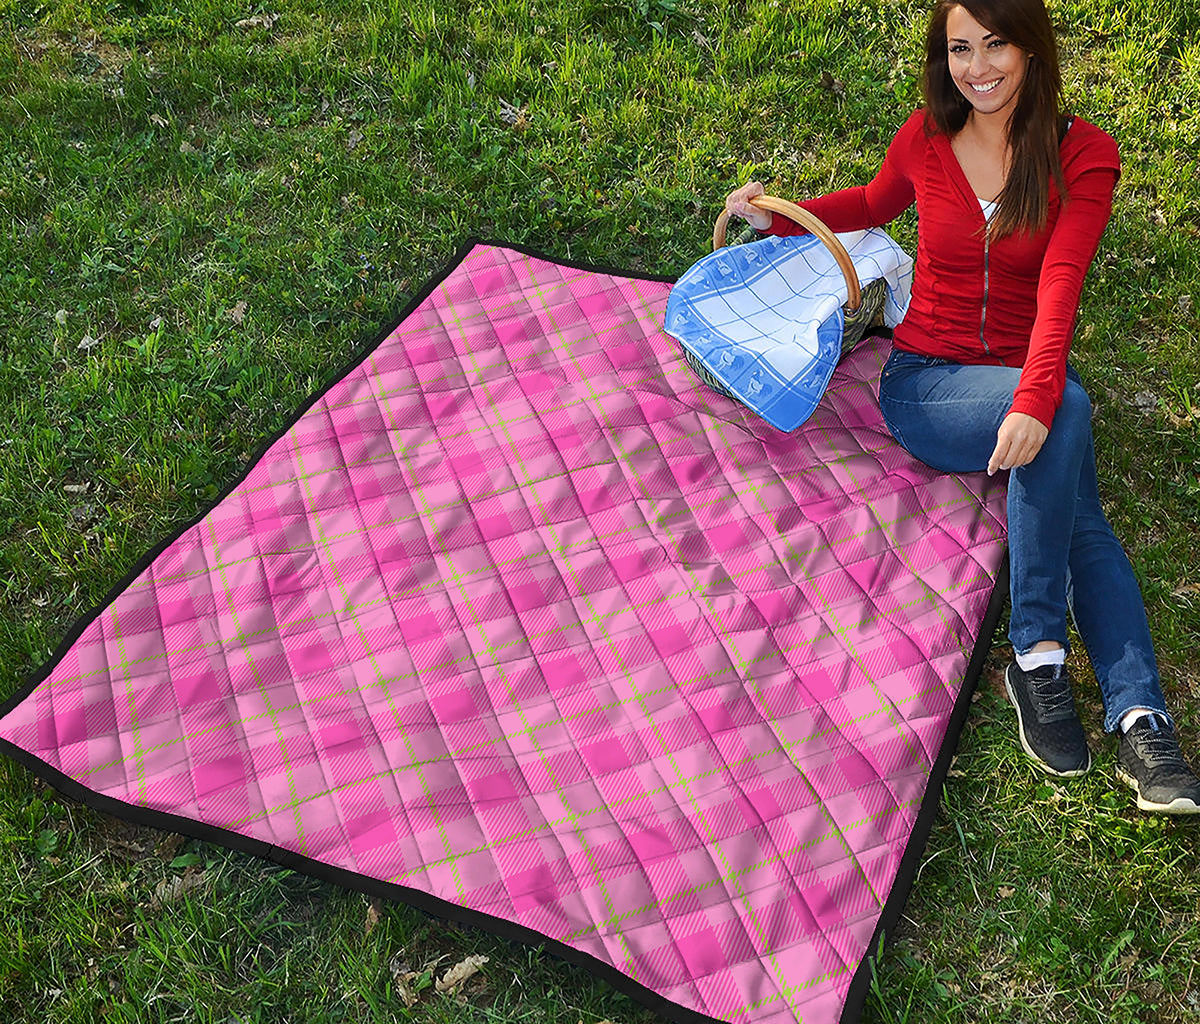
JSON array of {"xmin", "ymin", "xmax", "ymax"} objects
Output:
[
  {"xmin": 227, "ymin": 300, "xmax": 248, "ymax": 324},
  {"xmin": 77, "ymin": 333, "xmax": 100, "ymax": 350},
  {"xmin": 395, "ymin": 975, "xmax": 420, "ymax": 1007},
  {"xmin": 179, "ymin": 140, "xmax": 196, "ymax": 154},
  {"xmin": 151, "ymin": 867, "xmax": 208, "ymax": 908},
  {"xmin": 156, "ymin": 834, "xmax": 185, "ymax": 859},
  {"xmin": 997, "ymin": 886, "xmax": 1015, "ymax": 899},
  {"xmin": 389, "ymin": 954, "xmax": 421, "ymax": 1007},
  {"xmin": 149, "ymin": 316, "xmax": 163, "ymax": 331},
  {"xmin": 365, "ymin": 896, "xmax": 383, "ymax": 935},
  {"xmin": 55, "ymin": 308, "xmax": 69, "ymax": 325},
  {"xmin": 436, "ymin": 954, "xmax": 489, "ymax": 994},
  {"xmin": 347, "ymin": 128, "xmax": 364, "ymax": 151},
  {"xmin": 150, "ymin": 113, "xmax": 168, "ymax": 128},
  {"xmin": 236, "ymin": 12, "xmax": 279, "ymax": 30}
]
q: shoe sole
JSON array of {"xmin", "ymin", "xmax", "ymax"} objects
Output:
[
  {"xmin": 1004, "ymin": 667, "xmax": 1092, "ymax": 778},
  {"xmin": 1115, "ymin": 766, "xmax": 1200, "ymax": 815}
]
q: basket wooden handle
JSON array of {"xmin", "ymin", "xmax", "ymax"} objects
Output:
[{"xmin": 713, "ymin": 195, "xmax": 862, "ymax": 312}]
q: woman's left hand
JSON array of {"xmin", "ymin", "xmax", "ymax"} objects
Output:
[{"xmin": 987, "ymin": 412, "xmax": 1049, "ymax": 476}]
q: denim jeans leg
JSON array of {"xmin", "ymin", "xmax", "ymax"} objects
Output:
[
  {"xmin": 1002, "ymin": 378, "xmax": 1091, "ymax": 653},
  {"xmin": 878, "ymin": 350, "xmax": 1168, "ymax": 732},
  {"xmin": 1065, "ymin": 429, "xmax": 1170, "ymax": 731}
]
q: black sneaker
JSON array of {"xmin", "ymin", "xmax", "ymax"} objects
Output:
[
  {"xmin": 1004, "ymin": 662, "xmax": 1092, "ymax": 777},
  {"xmin": 1116, "ymin": 715, "xmax": 1200, "ymax": 815}
]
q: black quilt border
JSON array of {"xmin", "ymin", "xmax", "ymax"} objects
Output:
[{"xmin": 0, "ymin": 237, "xmax": 1006, "ymax": 1024}]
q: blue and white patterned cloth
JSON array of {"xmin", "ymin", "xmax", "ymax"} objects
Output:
[{"xmin": 664, "ymin": 228, "xmax": 914, "ymax": 431}]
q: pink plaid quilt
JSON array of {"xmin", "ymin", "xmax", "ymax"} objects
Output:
[{"xmin": 0, "ymin": 242, "xmax": 1007, "ymax": 1024}]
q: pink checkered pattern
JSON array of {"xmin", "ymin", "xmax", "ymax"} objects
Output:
[{"xmin": 0, "ymin": 244, "xmax": 1006, "ymax": 1024}]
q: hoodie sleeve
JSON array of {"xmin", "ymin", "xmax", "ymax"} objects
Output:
[{"xmin": 1007, "ymin": 127, "xmax": 1121, "ymax": 428}]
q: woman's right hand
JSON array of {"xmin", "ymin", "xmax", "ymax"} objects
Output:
[{"xmin": 725, "ymin": 181, "xmax": 772, "ymax": 232}]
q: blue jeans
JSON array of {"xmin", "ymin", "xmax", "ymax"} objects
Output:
[{"xmin": 878, "ymin": 348, "xmax": 1169, "ymax": 733}]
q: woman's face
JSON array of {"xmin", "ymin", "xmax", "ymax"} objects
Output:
[{"xmin": 945, "ymin": 5, "xmax": 1030, "ymax": 122}]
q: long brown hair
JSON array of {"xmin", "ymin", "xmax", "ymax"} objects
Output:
[{"xmin": 922, "ymin": 0, "xmax": 1070, "ymax": 240}]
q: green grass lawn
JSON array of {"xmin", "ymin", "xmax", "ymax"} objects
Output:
[{"xmin": 2, "ymin": 0, "xmax": 1199, "ymax": 1020}]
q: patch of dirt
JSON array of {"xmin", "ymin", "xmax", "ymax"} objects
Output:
[{"xmin": 14, "ymin": 28, "xmax": 137, "ymax": 80}]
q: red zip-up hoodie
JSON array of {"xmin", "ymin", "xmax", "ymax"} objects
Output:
[{"xmin": 765, "ymin": 108, "xmax": 1121, "ymax": 429}]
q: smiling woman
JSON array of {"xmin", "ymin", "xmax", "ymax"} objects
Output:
[{"xmin": 725, "ymin": 0, "xmax": 1200, "ymax": 815}]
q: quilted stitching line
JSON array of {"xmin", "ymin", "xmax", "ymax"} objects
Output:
[
  {"xmin": 667, "ymin": 363, "xmax": 924, "ymax": 861},
  {"xmin": 203, "ymin": 511, "xmax": 310, "ymax": 853},
  {"xmin": 396, "ymin": 254, "xmax": 597, "ymax": 911},
  {"xmin": 559, "ymin": 796, "xmax": 919, "ymax": 942},
  {"xmin": 630, "ymin": 276, "xmax": 893, "ymax": 1009},
  {"xmin": 212, "ymin": 682, "xmax": 937, "ymax": 846},
  {"xmin": 74, "ymin": 577, "xmax": 976, "ymax": 796},
  {"xmin": 286, "ymin": 400, "xmax": 425, "ymax": 883},
  {"xmin": 108, "ymin": 603, "xmax": 150, "ymax": 805},
  {"xmin": 711, "ymin": 361, "xmax": 1003, "ymax": 1022},
  {"xmin": 385, "ymin": 680, "xmax": 946, "ymax": 880},
  {"xmin": 522, "ymin": 260, "xmax": 804, "ymax": 1016},
  {"xmin": 313, "ymin": 308, "xmax": 667, "ymax": 418},
  {"xmin": 49, "ymin": 539, "xmax": 981, "ymax": 718},
  {"xmin": 436, "ymin": 262, "xmax": 644, "ymax": 980},
  {"xmin": 725, "ymin": 420, "xmax": 929, "ymax": 782},
  {"xmin": 118, "ymin": 427, "xmax": 909, "ymax": 595},
  {"xmin": 773, "ymin": 390, "xmax": 964, "ymax": 840},
  {"xmin": 351, "ymin": 299, "xmax": 517, "ymax": 903}
]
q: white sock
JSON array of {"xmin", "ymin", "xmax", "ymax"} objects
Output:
[
  {"xmin": 1120, "ymin": 709, "xmax": 1163, "ymax": 733},
  {"xmin": 1015, "ymin": 648, "xmax": 1066, "ymax": 672}
]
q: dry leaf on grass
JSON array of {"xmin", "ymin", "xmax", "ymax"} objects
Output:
[
  {"xmin": 227, "ymin": 301, "xmax": 248, "ymax": 324},
  {"xmin": 436, "ymin": 954, "xmax": 489, "ymax": 994},
  {"xmin": 364, "ymin": 896, "xmax": 383, "ymax": 935},
  {"xmin": 151, "ymin": 867, "xmax": 207, "ymax": 909},
  {"xmin": 156, "ymin": 833, "xmax": 185, "ymax": 859},
  {"xmin": 388, "ymin": 954, "xmax": 425, "ymax": 1008},
  {"xmin": 394, "ymin": 974, "xmax": 420, "ymax": 1008}
]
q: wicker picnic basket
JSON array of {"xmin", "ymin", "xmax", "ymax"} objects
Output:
[{"xmin": 682, "ymin": 194, "xmax": 888, "ymax": 399}]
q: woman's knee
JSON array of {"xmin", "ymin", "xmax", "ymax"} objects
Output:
[
  {"xmin": 1045, "ymin": 380, "xmax": 1092, "ymax": 448},
  {"xmin": 1059, "ymin": 380, "xmax": 1092, "ymax": 426}
]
